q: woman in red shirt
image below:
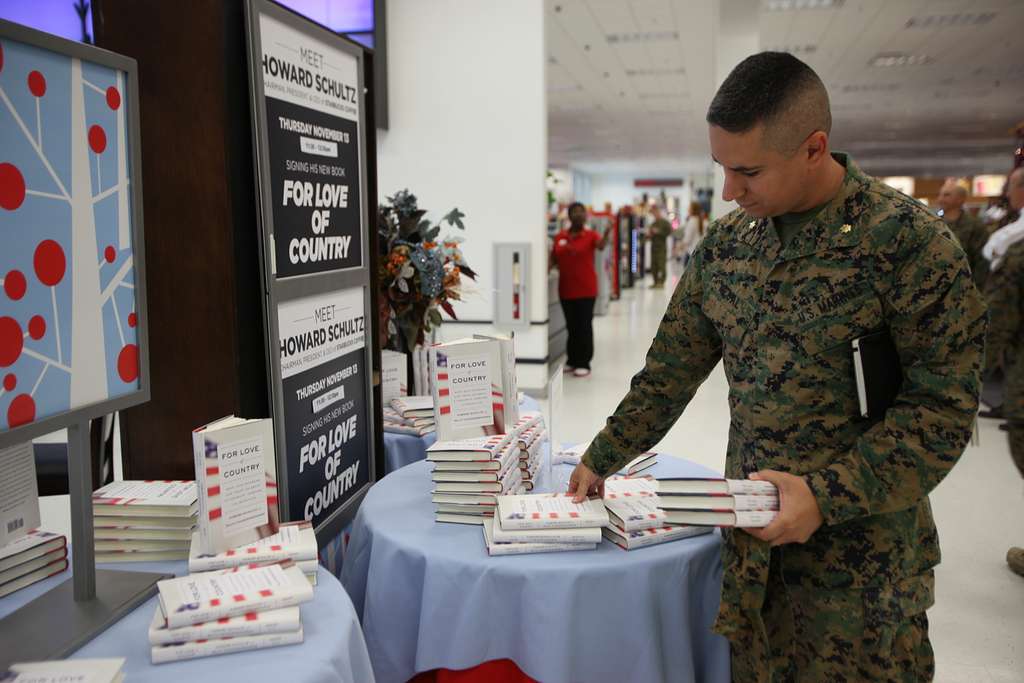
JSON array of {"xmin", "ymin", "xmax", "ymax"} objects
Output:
[{"xmin": 551, "ymin": 202, "xmax": 611, "ymax": 377}]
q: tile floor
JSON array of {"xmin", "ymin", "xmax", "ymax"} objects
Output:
[{"xmin": 551, "ymin": 267, "xmax": 1023, "ymax": 683}]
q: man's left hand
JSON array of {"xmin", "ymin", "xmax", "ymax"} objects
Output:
[{"xmin": 743, "ymin": 470, "xmax": 824, "ymax": 546}]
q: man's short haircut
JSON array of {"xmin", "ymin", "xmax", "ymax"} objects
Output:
[
  {"xmin": 567, "ymin": 201, "xmax": 586, "ymax": 215},
  {"xmin": 706, "ymin": 51, "xmax": 832, "ymax": 155}
]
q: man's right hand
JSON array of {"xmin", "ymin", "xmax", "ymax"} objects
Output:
[{"xmin": 568, "ymin": 462, "xmax": 604, "ymax": 502}]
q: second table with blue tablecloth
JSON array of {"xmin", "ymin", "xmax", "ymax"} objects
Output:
[{"xmin": 340, "ymin": 451, "xmax": 731, "ymax": 683}]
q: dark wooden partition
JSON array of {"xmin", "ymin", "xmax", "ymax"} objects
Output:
[{"xmin": 93, "ymin": 1, "xmax": 268, "ymax": 479}]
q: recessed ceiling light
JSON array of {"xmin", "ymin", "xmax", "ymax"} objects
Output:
[
  {"xmin": 905, "ymin": 12, "xmax": 995, "ymax": 29},
  {"xmin": 869, "ymin": 52, "xmax": 933, "ymax": 67},
  {"xmin": 606, "ymin": 31, "xmax": 679, "ymax": 44},
  {"xmin": 763, "ymin": 0, "xmax": 844, "ymax": 11},
  {"xmin": 625, "ymin": 67, "xmax": 686, "ymax": 76}
]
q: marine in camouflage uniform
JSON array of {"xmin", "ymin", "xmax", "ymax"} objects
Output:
[
  {"xmin": 944, "ymin": 209, "xmax": 991, "ymax": 290},
  {"xmin": 582, "ymin": 153, "xmax": 987, "ymax": 682},
  {"xmin": 985, "ymin": 242, "xmax": 1024, "ymax": 476},
  {"xmin": 648, "ymin": 214, "xmax": 673, "ymax": 287}
]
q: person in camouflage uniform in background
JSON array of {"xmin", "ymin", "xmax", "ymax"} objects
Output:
[
  {"xmin": 984, "ymin": 166, "xmax": 1024, "ymax": 576},
  {"xmin": 569, "ymin": 53, "xmax": 987, "ymax": 682},
  {"xmin": 647, "ymin": 205, "xmax": 673, "ymax": 288},
  {"xmin": 937, "ymin": 179, "xmax": 991, "ymax": 289}
]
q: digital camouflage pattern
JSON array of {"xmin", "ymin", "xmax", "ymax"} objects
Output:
[
  {"xmin": 582, "ymin": 153, "xmax": 987, "ymax": 682},
  {"xmin": 945, "ymin": 210, "xmax": 991, "ymax": 290},
  {"xmin": 985, "ymin": 242, "xmax": 1024, "ymax": 476}
]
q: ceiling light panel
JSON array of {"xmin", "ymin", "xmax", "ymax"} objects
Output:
[
  {"xmin": 763, "ymin": 0, "xmax": 844, "ymax": 11},
  {"xmin": 624, "ymin": 67, "xmax": 686, "ymax": 76},
  {"xmin": 606, "ymin": 30, "xmax": 679, "ymax": 44},
  {"xmin": 905, "ymin": 12, "xmax": 996, "ymax": 29},
  {"xmin": 869, "ymin": 52, "xmax": 934, "ymax": 67}
]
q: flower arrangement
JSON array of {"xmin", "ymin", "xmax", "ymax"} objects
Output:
[{"xmin": 377, "ymin": 190, "xmax": 476, "ymax": 351}]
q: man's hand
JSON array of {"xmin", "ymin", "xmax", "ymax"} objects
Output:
[
  {"xmin": 568, "ymin": 462, "xmax": 604, "ymax": 502},
  {"xmin": 743, "ymin": 470, "xmax": 824, "ymax": 546}
]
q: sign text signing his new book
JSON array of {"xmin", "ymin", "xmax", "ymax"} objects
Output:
[{"xmin": 277, "ymin": 288, "xmax": 369, "ymax": 527}]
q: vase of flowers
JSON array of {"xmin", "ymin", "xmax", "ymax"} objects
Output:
[{"xmin": 377, "ymin": 190, "xmax": 476, "ymax": 353}]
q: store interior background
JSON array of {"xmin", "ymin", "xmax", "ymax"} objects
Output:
[{"xmin": 4, "ymin": 0, "xmax": 1022, "ymax": 681}]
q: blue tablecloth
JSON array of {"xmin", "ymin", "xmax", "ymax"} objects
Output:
[
  {"xmin": 341, "ymin": 453, "xmax": 731, "ymax": 683},
  {"xmin": 382, "ymin": 395, "xmax": 542, "ymax": 474},
  {"xmin": 0, "ymin": 555, "xmax": 375, "ymax": 682}
]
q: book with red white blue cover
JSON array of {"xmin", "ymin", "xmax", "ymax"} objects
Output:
[
  {"xmin": 432, "ymin": 442, "xmax": 519, "ymax": 473},
  {"xmin": 381, "ymin": 349, "xmax": 409, "ymax": 403},
  {"xmin": 510, "ymin": 411, "xmax": 542, "ymax": 437},
  {"xmin": 150, "ymin": 627, "xmax": 304, "ymax": 664},
  {"xmin": 391, "ymin": 396, "xmax": 434, "ymax": 419},
  {"xmin": 603, "ymin": 523, "xmax": 713, "ymax": 550},
  {"xmin": 383, "ymin": 422, "xmax": 437, "ymax": 437},
  {"xmin": 427, "ymin": 434, "xmax": 512, "ymax": 462},
  {"xmin": 655, "ymin": 493, "xmax": 780, "ymax": 512},
  {"xmin": 655, "ymin": 478, "xmax": 777, "ymax": 496},
  {"xmin": 429, "ymin": 337, "xmax": 516, "ymax": 441},
  {"xmin": 617, "ymin": 452, "xmax": 657, "ymax": 476},
  {"xmin": 187, "ymin": 521, "xmax": 317, "ymax": 573},
  {"xmin": 602, "ymin": 476, "xmax": 666, "ymax": 531},
  {"xmin": 491, "ymin": 518, "xmax": 602, "ymax": 545},
  {"xmin": 0, "ymin": 529, "xmax": 66, "ymax": 572},
  {"xmin": 482, "ymin": 518, "xmax": 596, "ymax": 556},
  {"xmin": 91, "ymin": 480, "xmax": 197, "ymax": 518},
  {"xmin": 191, "ymin": 416, "xmax": 278, "ymax": 555},
  {"xmin": 661, "ymin": 509, "xmax": 778, "ymax": 528},
  {"xmin": 0, "ymin": 555, "xmax": 68, "ymax": 598},
  {"xmin": 496, "ymin": 493, "xmax": 609, "ymax": 530},
  {"xmin": 157, "ymin": 561, "xmax": 312, "ymax": 629},
  {"xmin": 147, "ymin": 604, "xmax": 301, "ymax": 646},
  {"xmin": 433, "ymin": 463, "xmax": 522, "ymax": 494}
]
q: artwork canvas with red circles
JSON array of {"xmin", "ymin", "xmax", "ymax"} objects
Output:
[{"xmin": 0, "ymin": 35, "xmax": 140, "ymax": 431}]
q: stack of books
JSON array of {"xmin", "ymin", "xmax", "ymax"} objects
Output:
[
  {"xmin": 150, "ymin": 559, "xmax": 312, "ymax": 663},
  {"xmin": 384, "ymin": 396, "xmax": 436, "ymax": 436},
  {"xmin": 4, "ymin": 658, "xmax": 125, "ymax": 682},
  {"xmin": 484, "ymin": 493, "xmax": 608, "ymax": 556},
  {"xmin": 515, "ymin": 423, "xmax": 547, "ymax": 491},
  {"xmin": 429, "ymin": 434, "xmax": 522, "ymax": 524},
  {"xmin": 92, "ymin": 480, "xmax": 198, "ymax": 563},
  {"xmin": 187, "ymin": 521, "xmax": 320, "ymax": 586},
  {"xmin": 654, "ymin": 477, "xmax": 779, "ymax": 527},
  {"xmin": 601, "ymin": 476, "xmax": 713, "ymax": 550},
  {"xmin": 0, "ymin": 529, "xmax": 68, "ymax": 598}
]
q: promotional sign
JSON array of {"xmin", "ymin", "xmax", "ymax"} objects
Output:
[
  {"xmin": 257, "ymin": 12, "xmax": 363, "ymax": 278},
  {"xmin": 277, "ymin": 288, "xmax": 368, "ymax": 527}
]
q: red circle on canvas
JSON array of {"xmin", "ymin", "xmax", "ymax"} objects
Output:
[
  {"xmin": 7, "ymin": 394, "xmax": 35, "ymax": 428},
  {"xmin": 27, "ymin": 70, "xmax": 46, "ymax": 97},
  {"xmin": 34, "ymin": 240, "xmax": 66, "ymax": 286},
  {"xmin": 88, "ymin": 125, "xmax": 107, "ymax": 154},
  {"xmin": 4, "ymin": 270, "xmax": 26, "ymax": 300},
  {"xmin": 106, "ymin": 86, "xmax": 121, "ymax": 110},
  {"xmin": 0, "ymin": 317, "xmax": 24, "ymax": 367},
  {"xmin": 2, "ymin": 374, "xmax": 15, "ymax": 392},
  {"xmin": 118, "ymin": 344, "xmax": 138, "ymax": 382},
  {"xmin": 28, "ymin": 315, "xmax": 45, "ymax": 340},
  {"xmin": 0, "ymin": 163, "xmax": 26, "ymax": 211},
  {"xmin": 128, "ymin": 312, "xmax": 137, "ymax": 328},
  {"xmin": 104, "ymin": 245, "xmax": 116, "ymax": 263}
]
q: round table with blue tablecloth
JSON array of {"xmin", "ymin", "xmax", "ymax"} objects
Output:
[
  {"xmin": 0, "ymin": 553, "xmax": 375, "ymax": 683},
  {"xmin": 340, "ymin": 450, "xmax": 731, "ymax": 683}
]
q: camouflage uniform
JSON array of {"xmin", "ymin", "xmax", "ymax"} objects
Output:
[
  {"xmin": 944, "ymin": 210, "xmax": 990, "ymax": 290},
  {"xmin": 582, "ymin": 153, "xmax": 987, "ymax": 682},
  {"xmin": 985, "ymin": 242, "xmax": 1024, "ymax": 476}
]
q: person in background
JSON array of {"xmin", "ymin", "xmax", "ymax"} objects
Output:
[
  {"xmin": 979, "ymin": 168, "xmax": 1024, "ymax": 420},
  {"xmin": 551, "ymin": 202, "xmax": 611, "ymax": 377},
  {"xmin": 646, "ymin": 205, "xmax": 672, "ymax": 288},
  {"xmin": 985, "ymin": 168, "xmax": 1024, "ymax": 514},
  {"xmin": 680, "ymin": 200, "xmax": 706, "ymax": 266},
  {"xmin": 937, "ymin": 179, "xmax": 990, "ymax": 289}
]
